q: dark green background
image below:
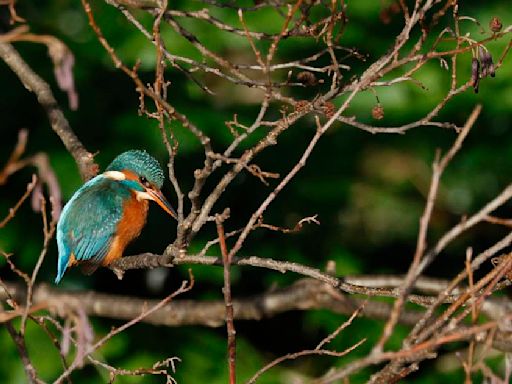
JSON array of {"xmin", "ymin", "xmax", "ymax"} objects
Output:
[{"xmin": 1, "ymin": 1, "xmax": 511, "ymax": 382}]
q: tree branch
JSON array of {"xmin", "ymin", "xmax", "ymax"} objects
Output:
[{"xmin": 0, "ymin": 42, "xmax": 97, "ymax": 180}]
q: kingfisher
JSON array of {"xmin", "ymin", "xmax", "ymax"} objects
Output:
[{"xmin": 55, "ymin": 150, "xmax": 176, "ymax": 283}]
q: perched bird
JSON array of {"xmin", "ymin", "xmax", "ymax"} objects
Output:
[{"xmin": 55, "ymin": 150, "xmax": 176, "ymax": 283}]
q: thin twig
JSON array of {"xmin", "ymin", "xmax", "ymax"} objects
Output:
[
  {"xmin": 375, "ymin": 104, "xmax": 481, "ymax": 352},
  {"xmin": 216, "ymin": 213, "xmax": 237, "ymax": 384}
]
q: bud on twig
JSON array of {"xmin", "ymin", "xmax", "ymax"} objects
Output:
[
  {"xmin": 489, "ymin": 16, "xmax": 502, "ymax": 33},
  {"xmin": 372, "ymin": 104, "xmax": 384, "ymax": 120}
]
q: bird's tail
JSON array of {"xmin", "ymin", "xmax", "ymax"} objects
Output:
[
  {"xmin": 55, "ymin": 259, "xmax": 67, "ymax": 284},
  {"xmin": 55, "ymin": 228, "xmax": 71, "ymax": 284},
  {"xmin": 55, "ymin": 250, "xmax": 71, "ymax": 284}
]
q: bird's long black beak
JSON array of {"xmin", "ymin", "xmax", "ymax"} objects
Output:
[{"xmin": 147, "ymin": 189, "xmax": 177, "ymax": 219}]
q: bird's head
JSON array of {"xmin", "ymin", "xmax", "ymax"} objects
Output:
[{"xmin": 104, "ymin": 150, "xmax": 177, "ymax": 218}]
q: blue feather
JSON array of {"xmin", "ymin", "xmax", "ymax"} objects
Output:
[{"xmin": 55, "ymin": 175, "xmax": 131, "ymax": 283}]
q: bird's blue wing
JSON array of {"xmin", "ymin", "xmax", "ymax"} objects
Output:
[{"xmin": 56, "ymin": 176, "xmax": 126, "ymax": 282}]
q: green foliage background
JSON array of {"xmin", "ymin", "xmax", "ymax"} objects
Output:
[{"xmin": 1, "ymin": 0, "xmax": 511, "ymax": 382}]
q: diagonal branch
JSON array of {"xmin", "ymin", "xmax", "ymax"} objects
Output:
[
  {"xmin": 374, "ymin": 104, "xmax": 482, "ymax": 352},
  {"xmin": 0, "ymin": 42, "xmax": 97, "ymax": 181}
]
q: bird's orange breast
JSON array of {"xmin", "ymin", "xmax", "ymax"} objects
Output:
[{"xmin": 101, "ymin": 194, "xmax": 149, "ymax": 266}]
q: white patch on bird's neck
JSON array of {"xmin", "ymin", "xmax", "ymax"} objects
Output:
[
  {"xmin": 103, "ymin": 171, "xmax": 126, "ymax": 180},
  {"xmin": 135, "ymin": 190, "xmax": 154, "ymax": 202}
]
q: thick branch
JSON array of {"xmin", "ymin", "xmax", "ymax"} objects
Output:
[
  {"xmin": 109, "ymin": 251, "xmax": 509, "ymax": 307},
  {"xmin": 2, "ymin": 279, "xmax": 421, "ymax": 328},
  {"xmin": 2, "ymin": 278, "xmax": 512, "ymax": 354}
]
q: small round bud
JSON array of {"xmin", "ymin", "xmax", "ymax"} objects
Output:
[
  {"xmin": 489, "ymin": 17, "xmax": 502, "ymax": 33},
  {"xmin": 372, "ymin": 104, "xmax": 384, "ymax": 120}
]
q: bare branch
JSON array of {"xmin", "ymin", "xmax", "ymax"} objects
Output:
[{"xmin": 0, "ymin": 42, "xmax": 96, "ymax": 180}]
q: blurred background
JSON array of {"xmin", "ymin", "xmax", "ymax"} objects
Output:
[{"xmin": 1, "ymin": 0, "xmax": 511, "ymax": 382}]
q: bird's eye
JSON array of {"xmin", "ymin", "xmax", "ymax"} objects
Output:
[{"xmin": 140, "ymin": 176, "xmax": 151, "ymax": 188}]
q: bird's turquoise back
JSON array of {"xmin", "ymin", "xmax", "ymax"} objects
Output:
[{"xmin": 55, "ymin": 175, "xmax": 131, "ymax": 283}]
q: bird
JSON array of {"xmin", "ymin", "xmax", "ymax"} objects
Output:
[{"xmin": 55, "ymin": 150, "xmax": 176, "ymax": 283}]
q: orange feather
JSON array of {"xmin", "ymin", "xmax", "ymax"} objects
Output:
[{"xmin": 101, "ymin": 193, "xmax": 149, "ymax": 266}]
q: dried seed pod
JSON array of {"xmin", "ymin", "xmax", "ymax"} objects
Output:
[
  {"xmin": 471, "ymin": 57, "xmax": 480, "ymax": 93},
  {"xmin": 372, "ymin": 104, "xmax": 384, "ymax": 120},
  {"xmin": 484, "ymin": 51, "xmax": 495, "ymax": 78},
  {"xmin": 489, "ymin": 16, "xmax": 502, "ymax": 33},
  {"xmin": 479, "ymin": 48, "xmax": 495, "ymax": 78},
  {"xmin": 296, "ymin": 71, "xmax": 318, "ymax": 86},
  {"xmin": 488, "ymin": 56, "xmax": 496, "ymax": 77}
]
